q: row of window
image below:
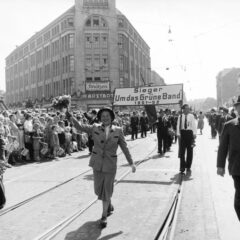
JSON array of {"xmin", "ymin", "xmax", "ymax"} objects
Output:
[
  {"xmin": 6, "ymin": 18, "xmax": 74, "ymax": 66},
  {"xmin": 85, "ymin": 15, "xmax": 108, "ymax": 28},
  {"xmin": 85, "ymin": 33, "xmax": 108, "ymax": 49},
  {"xmin": 83, "ymin": 0, "xmax": 109, "ymax": 9},
  {"xmin": 119, "ymin": 54, "xmax": 149, "ymax": 81},
  {"xmin": 85, "ymin": 54, "xmax": 108, "ymax": 71},
  {"xmin": 7, "ymin": 78, "xmax": 73, "ymax": 103},
  {"xmin": 85, "ymin": 76, "xmax": 109, "ymax": 82},
  {"xmin": 6, "ymin": 56, "xmax": 74, "ymax": 87},
  {"xmin": 118, "ymin": 34, "xmax": 150, "ymax": 66},
  {"xmin": 6, "ymin": 34, "xmax": 75, "ymax": 76},
  {"xmin": 119, "ymin": 54, "xmax": 149, "ymax": 71},
  {"xmin": 117, "ymin": 17, "xmax": 149, "ymax": 54}
]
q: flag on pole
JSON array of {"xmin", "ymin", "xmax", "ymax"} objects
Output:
[{"xmin": 144, "ymin": 105, "xmax": 157, "ymax": 125}]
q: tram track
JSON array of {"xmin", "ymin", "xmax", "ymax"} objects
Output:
[
  {"xmin": 33, "ymin": 143, "xmax": 158, "ymax": 240},
  {"xmin": 0, "ymin": 138, "xmax": 145, "ymax": 217},
  {"xmin": 155, "ymin": 173, "xmax": 183, "ymax": 240},
  {"xmin": 4, "ymin": 137, "xmax": 138, "ymax": 185}
]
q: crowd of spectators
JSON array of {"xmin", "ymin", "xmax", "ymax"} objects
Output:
[{"xmin": 0, "ymin": 109, "xmax": 135, "ymax": 167}]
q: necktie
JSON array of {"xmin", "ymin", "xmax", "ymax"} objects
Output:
[{"xmin": 184, "ymin": 115, "xmax": 187, "ymax": 129}]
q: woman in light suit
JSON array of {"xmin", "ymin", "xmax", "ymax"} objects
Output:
[{"xmin": 67, "ymin": 107, "xmax": 136, "ymax": 228}]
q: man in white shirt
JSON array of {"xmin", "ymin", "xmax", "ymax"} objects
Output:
[{"xmin": 177, "ymin": 104, "xmax": 197, "ymax": 174}]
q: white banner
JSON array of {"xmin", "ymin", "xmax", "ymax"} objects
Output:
[
  {"xmin": 85, "ymin": 81, "xmax": 110, "ymax": 92},
  {"xmin": 113, "ymin": 84, "xmax": 183, "ymax": 106}
]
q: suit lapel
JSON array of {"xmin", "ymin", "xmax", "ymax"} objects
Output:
[{"xmin": 106, "ymin": 125, "xmax": 115, "ymax": 143}]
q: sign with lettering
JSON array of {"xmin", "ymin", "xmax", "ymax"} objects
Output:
[
  {"xmin": 85, "ymin": 81, "xmax": 110, "ymax": 92},
  {"xmin": 81, "ymin": 93, "xmax": 114, "ymax": 100},
  {"xmin": 113, "ymin": 84, "xmax": 183, "ymax": 106}
]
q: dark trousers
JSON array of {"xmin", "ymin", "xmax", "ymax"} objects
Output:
[
  {"xmin": 211, "ymin": 125, "xmax": 217, "ymax": 138},
  {"xmin": 76, "ymin": 133, "xmax": 82, "ymax": 150},
  {"xmin": 25, "ymin": 142, "xmax": 34, "ymax": 160},
  {"xmin": 88, "ymin": 136, "xmax": 94, "ymax": 153},
  {"xmin": 157, "ymin": 133, "xmax": 167, "ymax": 154},
  {"xmin": 233, "ymin": 176, "xmax": 240, "ymax": 221},
  {"xmin": 150, "ymin": 124, "xmax": 156, "ymax": 133},
  {"xmin": 167, "ymin": 134, "xmax": 172, "ymax": 150},
  {"xmin": 131, "ymin": 127, "xmax": 138, "ymax": 140},
  {"xmin": 179, "ymin": 130, "xmax": 194, "ymax": 171},
  {"xmin": 141, "ymin": 126, "xmax": 147, "ymax": 138}
]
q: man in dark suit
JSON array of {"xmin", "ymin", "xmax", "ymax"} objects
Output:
[
  {"xmin": 156, "ymin": 109, "xmax": 169, "ymax": 155},
  {"xmin": 130, "ymin": 112, "xmax": 139, "ymax": 140},
  {"xmin": 209, "ymin": 109, "xmax": 218, "ymax": 139},
  {"xmin": 217, "ymin": 96, "xmax": 240, "ymax": 221},
  {"xmin": 140, "ymin": 111, "xmax": 149, "ymax": 138},
  {"xmin": 217, "ymin": 107, "xmax": 232, "ymax": 142}
]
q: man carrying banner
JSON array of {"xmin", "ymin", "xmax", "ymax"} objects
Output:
[{"xmin": 177, "ymin": 104, "xmax": 197, "ymax": 174}]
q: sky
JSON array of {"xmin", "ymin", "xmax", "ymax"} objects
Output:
[{"xmin": 1, "ymin": 0, "xmax": 240, "ymax": 100}]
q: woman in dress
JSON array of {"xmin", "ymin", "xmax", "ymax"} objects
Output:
[
  {"xmin": 197, "ymin": 111, "xmax": 204, "ymax": 135},
  {"xmin": 67, "ymin": 107, "xmax": 136, "ymax": 228}
]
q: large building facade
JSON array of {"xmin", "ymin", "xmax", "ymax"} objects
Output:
[
  {"xmin": 150, "ymin": 70, "xmax": 165, "ymax": 86},
  {"xmin": 216, "ymin": 68, "xmax": 240, "ymax": 107},
  {"xmin": 5, "ymin": 0, "xmax": 151, "ymax": 110}
]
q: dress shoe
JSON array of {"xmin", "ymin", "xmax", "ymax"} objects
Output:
[
  {"xmin": 100, "ymin": 216, "xmax": 107, "ymax": 228},
  {"xmin": 107, "ymin": 204, "xmax": 114, "ymax": 216},
  {"xmin": 180, "ymin": 168, "xmax": 185, "ymax": 174}
]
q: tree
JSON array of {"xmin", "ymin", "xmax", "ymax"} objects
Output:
[{"xmin": 201, "ymin": 98, "xmax": 217, "ymax": 111}]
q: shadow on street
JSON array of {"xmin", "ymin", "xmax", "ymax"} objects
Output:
[{"xmin": 64, "ymin": 220, "xmax": 123, "ymax": 240}]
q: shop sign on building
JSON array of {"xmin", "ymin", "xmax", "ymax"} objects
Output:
[
  {"xmin": 81, "ymin": 93, "xmax": 114, "ymax": 100},
  {"xmin": 113, "ymin": 84, "xmax": 183, "ymax": 106},
  {"xmin": 85, "ymin": 81, "xmax": 110, "ymax": 92}
]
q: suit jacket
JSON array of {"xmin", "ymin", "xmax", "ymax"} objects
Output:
[
  {"xmin": 140, "ymin": 116, "xmax": 149, "ymax": 127},
  {"xmin": 130, "ymin": 116, "xmax": 139, "ymax": 129},
  {"xmin": 217, "ymin": 114, "xmax": 232, "ymax": 135},
  {"xmin": 72, "ymin": 118, "xmax": 133, "ymax": 173},
  {"xmin": 217, "ymin": 118, "xmax": 240, "ymax": 176},
  {"xmin": 156, "ymin": 116, "xmax": 169, "ymax": 135}
]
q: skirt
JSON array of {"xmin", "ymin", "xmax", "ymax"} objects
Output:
[
  {"xmin": 93, "ymin": 170, "xmax": 116, "ymax": 201},
  {"xmin": 197, "ymin": 119, "xmax": 204, "ymax": 130}
]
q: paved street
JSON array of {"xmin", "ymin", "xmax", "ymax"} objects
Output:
[
  {"xmin": 173, "ymin": 122, "xmax": 240, "ymax": 240},
  {"xmin": 0, "ymin": 122, "xmax": 239, "ymax": 240}
]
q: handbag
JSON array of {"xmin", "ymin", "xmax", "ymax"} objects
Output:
[
  {"xmin": 21, "ymin": 148, "xmax": 29, "ymax": 157},
  {"xmin": 57, "ymin": 147, "xmax": 65, "ymax": 157},
  {"xmin": 40, "ymin": 146, "xmax": 48, "ymax": 155}
]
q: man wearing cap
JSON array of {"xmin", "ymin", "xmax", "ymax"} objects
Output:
[
  {"xmin": 217, "ymin": 96, "xmax": 240, "ymax": 221},
  {"xmin": 177, "ymin": 104, "xmax": 197, "ymax": 174}
]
